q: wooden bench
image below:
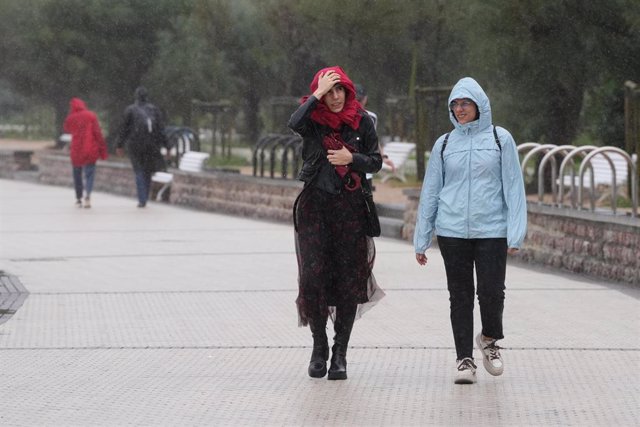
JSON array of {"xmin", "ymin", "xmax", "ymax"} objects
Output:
[
  {"xmin": 152, "ymin": 151, "xmax": 210, "ymax": 201},
  {"xmin": 378, "ymin": 141, "xmax": 416, "ymax": 183}
]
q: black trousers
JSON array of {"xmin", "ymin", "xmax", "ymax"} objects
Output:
[{"xmin": 437, "ymin": 236, "xmax": 507, "ymax": 360}]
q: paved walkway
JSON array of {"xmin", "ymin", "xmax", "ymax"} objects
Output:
[{"xmin": 0, "ymin": 179, "xmax": 638, "ymax": 426}]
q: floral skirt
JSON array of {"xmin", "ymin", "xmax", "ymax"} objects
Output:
[{"xmin": 294, "ymin": 186, "xmax": 385, "ymax": 326}]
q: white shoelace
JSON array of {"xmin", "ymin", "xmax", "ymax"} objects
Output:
[
  {"xmin": 457, "ymin": 358, "xmax": 476, "ymax": 371},
  {"xmin": 483, "ymin": 341, "xmax": 502, "ymax": 361}
]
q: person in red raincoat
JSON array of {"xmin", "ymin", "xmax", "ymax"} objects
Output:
[{"xmin": 63, "ymin": 98, "xmax": 108, "ymax": 208}]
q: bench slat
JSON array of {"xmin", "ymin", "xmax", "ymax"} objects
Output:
[
  {"xmin": 152, "ymin": 151, "xmax": 210, "ymax": 200},
  {"xmin": 379, "ymin": 142, "xmax": 416, "ymax": 183}
]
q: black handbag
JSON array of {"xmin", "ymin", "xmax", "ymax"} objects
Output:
[{"xmin": 362, "ymin": 188, "xmax": 381, "ymax": 237}]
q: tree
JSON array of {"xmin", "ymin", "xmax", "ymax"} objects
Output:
[
  {"xmin": 472, "ymin": 0, "xmax": 640, "ymax": 146},
  {"xmin": 1, "ymin": 0, "xmax": 189, "ymax": 141},
  {"xmin": 143, "ymin": 13, "xmax": 225, "ymax": 127}
]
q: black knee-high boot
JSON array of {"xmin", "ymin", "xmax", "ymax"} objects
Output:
[
  {"xmin": 328, "ymin": 305, "xmax": 356, "ymax": 380},
  {"xmin": 308, "ymin": 313, "xmax": 329, "ymax": 378}
]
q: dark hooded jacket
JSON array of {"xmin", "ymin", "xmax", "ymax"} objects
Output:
[
  {"xmin": 63, "ymin": 98, "xmax": 108, "ymax": 167},
  {"xmin": 117, "ymin": 87, "xmax": 168, "ymax": 173}
]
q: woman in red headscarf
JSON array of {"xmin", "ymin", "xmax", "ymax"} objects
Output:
[{"xmin": 288, "ymin": 66, "xmax": 385, "ymax": 380}]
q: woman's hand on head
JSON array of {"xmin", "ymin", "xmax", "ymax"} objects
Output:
[
  {"xmin": 327, "ymin": 146, "xmax": 353, "ymax": 166},
  {"xmin": 416, "ymin": 253, "xmax": 428, "ymax": 266},
  {"xmin": 313, "ymin": 71, "xmax": 340, "ymax": 99}
]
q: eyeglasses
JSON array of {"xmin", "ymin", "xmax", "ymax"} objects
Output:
[{"xmin": 449, "ymin": 100, "xmax": 474, "ymax": 109}]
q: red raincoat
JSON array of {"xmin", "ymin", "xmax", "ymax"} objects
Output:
[{"xmin": 63, "ymin": 98, "xmax": 108, "ymax": 167}]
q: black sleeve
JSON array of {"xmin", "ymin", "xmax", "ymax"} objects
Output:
[
  {"xmin": 287, "ymin": 96, "xmax": 318, "ymax": 135},
  {"xmin": 351, "ymin": 114, "xmax": 382, "ymax": 173},
  {"xmin": 116, "ymin": 108, "xmax": 133, "ymax": 149},
  {"xmin": 152, "ymin": 106, "xmax": 170, "ymax": 148}
]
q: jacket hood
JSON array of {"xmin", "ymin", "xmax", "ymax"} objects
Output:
[
  {"xmin": 448, "ymin": 77, "xmax": 492, "ymax": 132},
  {"xmin": 134, "ymin": 86, "xmax": 148, "ymax": 104},
  {"xmin": 70, "ymin": 97, "xmax": 87, "ymax": 113}
]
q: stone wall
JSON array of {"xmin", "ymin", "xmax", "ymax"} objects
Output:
[
  {"xmin": 8, "ymin": 152, "xmax": 640, "ymax": 285},
  {"xmin": 403, "ymin": 188, "xmax": 640, "ymax": 286},
  {"xmin": 0, "ymin": 150, "xmax": 37, "ymax": 179},
  {"xmin": 524, "ymin": 204, "xmax": 639, "ymax": 285},
  {"xmin": 36, "ymin": 152, "xmax": 301, "ymax": 222},
  {"xmin": 169, "ymin": 170, "xmax": 301, "ymax": 222},
  {"xmin": 37, "ymin": 152, "xmax": 138, "ymax": 199}
]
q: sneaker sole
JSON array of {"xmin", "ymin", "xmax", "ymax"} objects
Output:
[
  {"xmin": 454, "ymin": 377, "xmax": 476, "ymax": 384},
  {"xmin": 476, "ymin": 334, "xmax": 504, "ymax": 376}
]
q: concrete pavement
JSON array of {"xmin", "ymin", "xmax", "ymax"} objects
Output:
[{"xmin": 0, "ymin": 179, "xmax": 638, "ymax": 426}]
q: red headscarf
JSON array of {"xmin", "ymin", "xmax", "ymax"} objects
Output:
[{"xmin": 301, "ymin": 66, "xmax": 363, "ymax": 131}]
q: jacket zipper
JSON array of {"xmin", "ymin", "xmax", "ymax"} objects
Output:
[{"xmin": 466, "ymin": 135, "xmax": 472, "ymax": 238}]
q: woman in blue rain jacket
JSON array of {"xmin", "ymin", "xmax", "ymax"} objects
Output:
[{"xmin": 414, "ymin": 77, "xmax": 527, "ymax": 385}]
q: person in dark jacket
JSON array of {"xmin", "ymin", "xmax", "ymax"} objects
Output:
[
  {"xmin": 116, "ymin": 87, "xmax": 168, "ymax": 207},
  {"xmin": 63, "ymin": 97, "xmax": 108, "ymax": 208},
  {"xmin": 288, "ymin": 66, "xmax": 385, "ymax": 380}
]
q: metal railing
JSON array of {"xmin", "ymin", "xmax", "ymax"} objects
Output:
[
  {"xmin": 252, "ymin": 134, "xmax": 302, "ymax": 179},
  {"xmin": 163, "ymin": 126, "xmax": 200, "ymax": 168},
  {"xmin": 517, "ymin": 143, "xmax": 638, "ymax": 217}
]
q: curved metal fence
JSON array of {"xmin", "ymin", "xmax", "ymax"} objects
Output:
[
  {"xmin": 163, "ymin": 126, "xmax": 200, "ymax": 168},
  {"xmin": 518, "ymin": 143, "xmax": 638, "ymax": 217},
  {"xmin": 252, "ymin": 134, "xmax": 302, "ymax": 179}
]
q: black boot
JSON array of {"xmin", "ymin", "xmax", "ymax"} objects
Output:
[
  {"xmin": 327, "ymin": 306, "xmax": 356, "ymax": 380},
  {"xmin": 308, "ymin": 315, "xmax": 329, "ymax": 378}
]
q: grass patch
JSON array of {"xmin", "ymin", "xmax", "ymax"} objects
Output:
[
  {"xmin": 207, "ymin": 153, "xmax": 250, "ymax": 168},
  {"xmin": 374, "ymin": 175, "xmax": 422, "ymax": 187}
]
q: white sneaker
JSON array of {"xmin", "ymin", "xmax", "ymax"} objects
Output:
[
  {"xmin": 476, "ymin": 333, "xmax": 504, "ymax": 376},
  {"xmin": 455, "ymin": 357, "xmax": 477, "ymax": 384}
]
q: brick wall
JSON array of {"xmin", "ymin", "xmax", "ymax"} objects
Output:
[
  {"xmin": 0, "ymin": 150, "xmax": 37, "ymax": 178},
  {"xmin": 37, "ymin": 153, "xmax": 138, "ymax": 198},
  {"xmin": 403, "ymin": 188, "xmax": 640, "ymax": 286},
  {"xmin": 10, "ymin": 152, "xmax": 640, "ymax": 285},
  {"xmin": 524, "ymin": 204, "xmax": 639, "ymax": 285},
  {"xmin": 36, "ymin": 152, "xmax": 301, "ymax": 222},
  {"xmin": 169, "ymin": 169, "xmax": 301, "ymax": 222}
]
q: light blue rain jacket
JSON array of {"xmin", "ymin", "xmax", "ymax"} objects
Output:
[{"xmin": 414, "ymin": 77, "xmax": 527, "ymax": 253}]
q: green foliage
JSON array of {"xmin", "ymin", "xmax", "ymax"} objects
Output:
[
  {"xmin": 581, "ymin": 79, "xmax": 626, "ymax": 148},
  {"xmin": 572, "ymin": 132, "xmax": 600, "ymax": 147},
  {"xmin": 470, "ymin": 0, "xmax": 640, "ymax": 146},
  {"xmin": 207, "ymin": 153, "xmax": 249, "ymax": 167},
  {"xmin": 1, "ymin": 0, "xmax": 639, "ymax": 151}
]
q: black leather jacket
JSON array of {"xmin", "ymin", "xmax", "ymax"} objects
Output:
[{"xmin": 288, "ymin": 96, "xmax": 382, "ymax": 194}]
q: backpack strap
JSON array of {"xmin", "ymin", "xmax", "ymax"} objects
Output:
[
  {"xmin": 493, "ymin": 125, "xmax": 502, "ymax": 151},
  {"xmin": 441, "ymin": 126, "xmax": 501, "ymax": 160},
  {"xmin": 440, "ymin": 132, "xmax": 451, "ymax": 163},
  {"xmin": 439, "ymin": 126, "xmax": 502, "ymax": 185},
  {"xmin": 440, "ymin": 133, "xmax": 450, "ymax": 185}
]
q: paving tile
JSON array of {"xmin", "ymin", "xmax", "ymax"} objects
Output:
[{"xmin": 0, "ymin": 179, "xmax": 638, "ymax": 426}]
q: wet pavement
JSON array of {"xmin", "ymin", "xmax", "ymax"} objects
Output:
[{"xmin": 0, "ymin": 179, "xmax": 638, "ymax": 426}]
